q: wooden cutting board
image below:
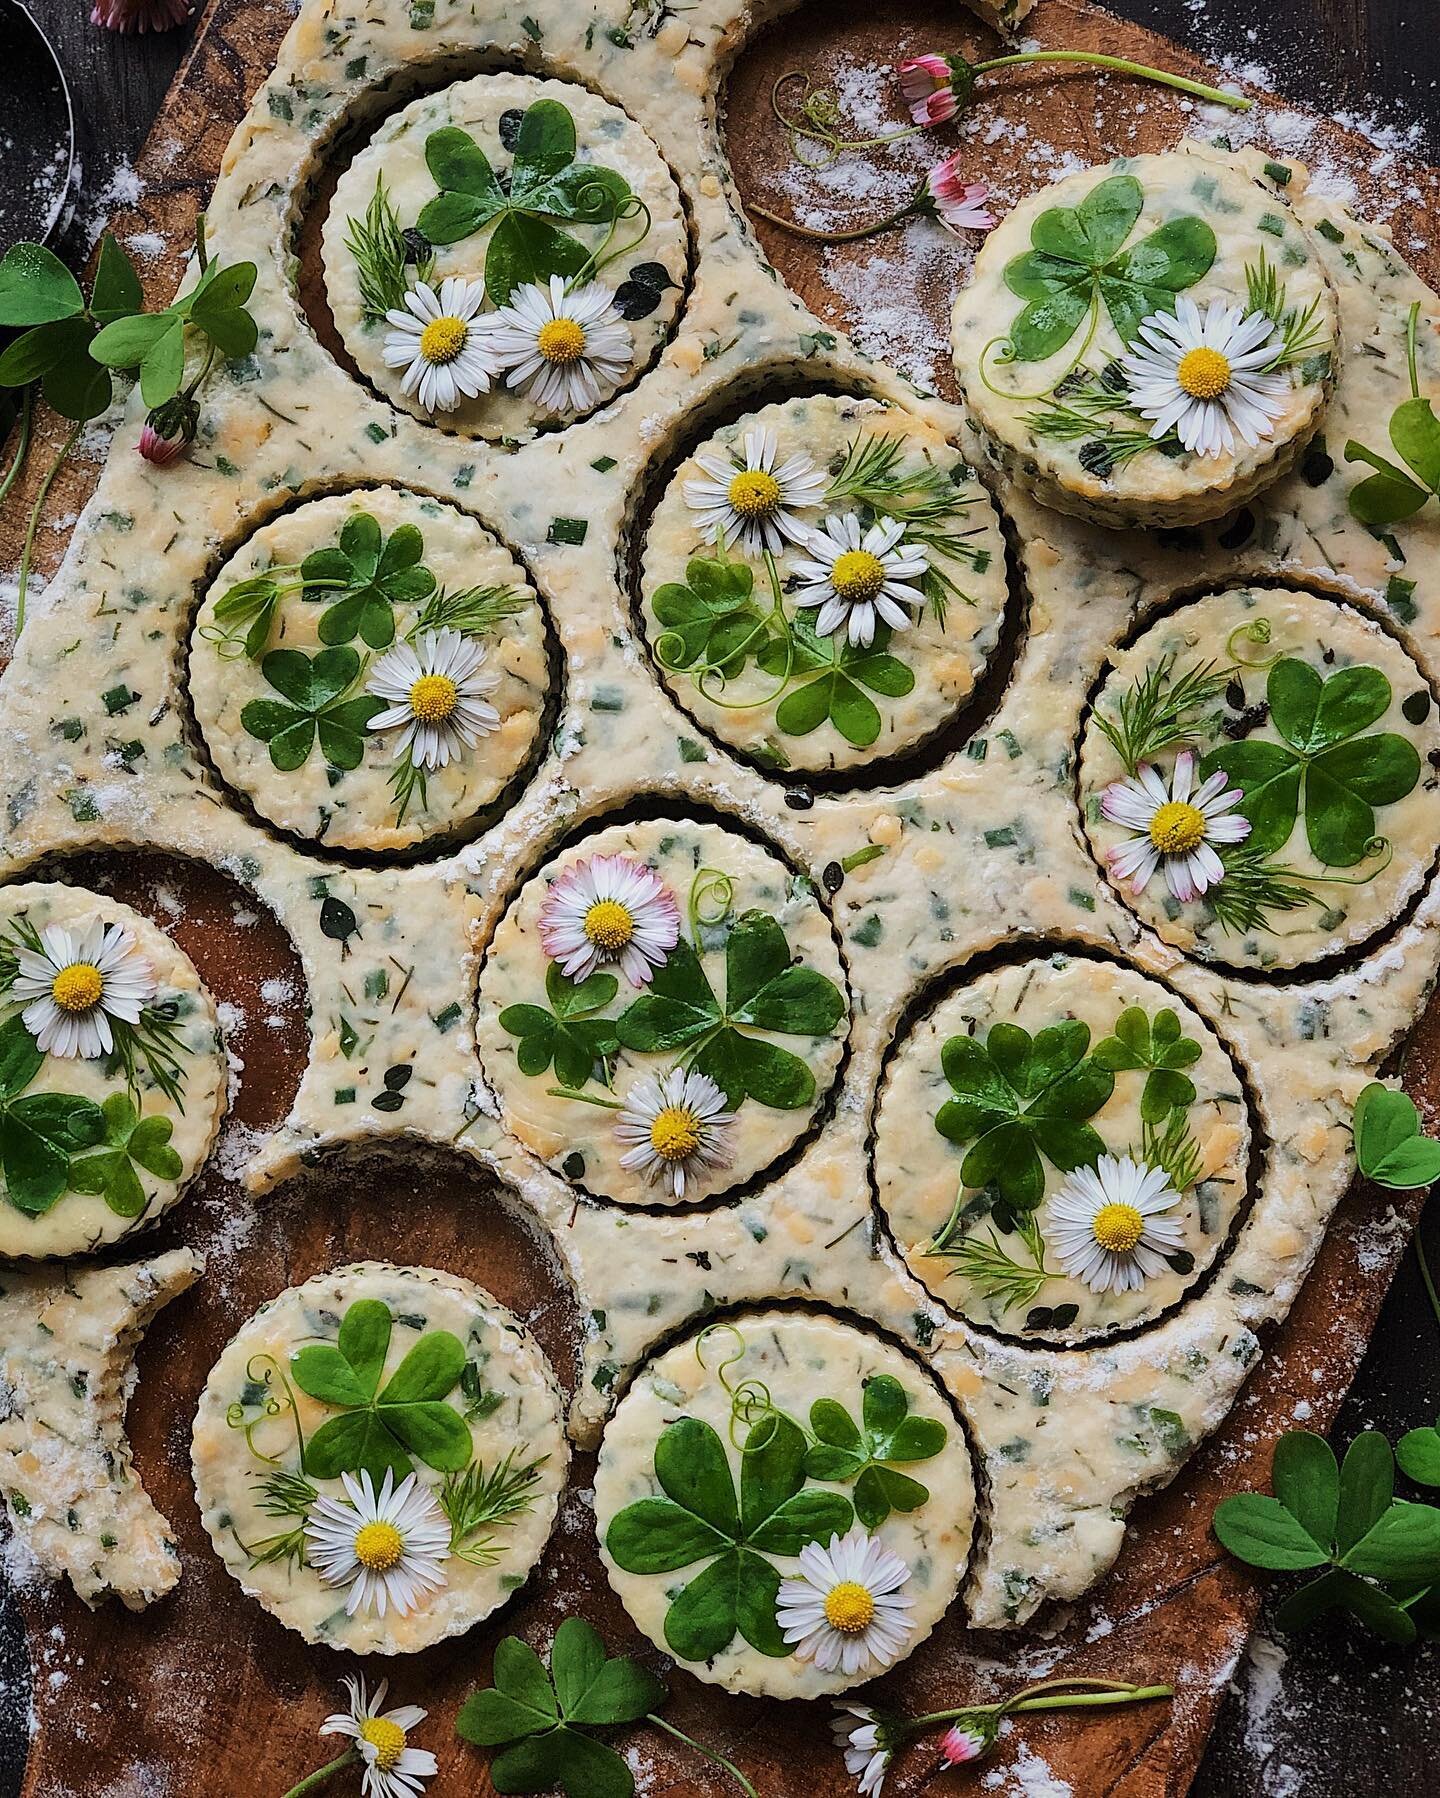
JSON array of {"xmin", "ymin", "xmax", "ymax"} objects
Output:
[{"xmin": 5, "ymin": 3, "xmax": 1440, "ymax": 1794}]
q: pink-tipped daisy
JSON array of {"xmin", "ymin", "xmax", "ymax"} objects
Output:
[
  {"xmin": 922, "ymin": 152, "xmax": 995, "ymax": 235},
  {"xmin": 898, "ymin": 53, "xmax": 965, "ymax": 126},
  {"xmin": 1101, "ymin": 749, "xmax": 1250, "ymax": 903},
  {"xmin": 537, "ymin": 852, "xmax": 680, "ymax": 987}
]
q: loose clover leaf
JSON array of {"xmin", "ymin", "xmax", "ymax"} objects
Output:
[
  {"xmin": 240, "ymin": 647, "xmax": 382, "ymax": 771},
  {"xmin": 1397, "ymin": 1420, "xmax": 1440, "ymax": 1488},
  {"xmin": 0, "ymin": 236, "xmax": 140, "ymax": 423},
  {"xmin": 67, "ymin": 1092, "xmax": 184, "ymax": 1218},
  {"xmin": 651, "ymin": 555, "xmax": 767, "ymax": 679},
  {"xmin": 499, "ymin": 964, "xmax": 620, "ymax": 1089},
  {"xmin": 1092, "ymin": 1006, "xmax": 1201, "ymax": 1124},
  {"xmin": 1352, "ymin": 1081, "xmax": 1440, "ymax": 1189},
  {"xmin": 291, "ymin": 1298, "xmax": 471, "ymax": 1484},
  {"xmin": 1002, "ymin": 174, "xmax": 1217, "ymax": 362},
  {"xmin": 299, "ymin": 512, "xmax": 436, "ymax": 649},
  {"xmin": 1345, "ymin": 305, "xmax": 1440, "ymax": 526},
  {"xmin": 607, "ymin": 1413, "xmax": 853, "ymax": 1661},
  {"xmin": 759, "ymin": 617, "xmax": 915, "ymax": 750},
  {"xmin": 89, "ymin": 252, "xmax": 259, "ymax": 410},
  {"xmin": 805, "ymin": 1374, "xmax": 948, "ymax": 1529},
  {"xmin": 1202, "ymin": 657, "xmax": 1421, "ymax": 867},
  {"xmin": 0, "ymin": 1013, "xmax": 44, "ymax": 1101},
  {"xmin": 0, "ymin": 1091, "xmax": 106, "ymax": 1216},
  {"xmin": 614, "ymin": 911, "xmax": 846, "ymax": 1110},
  {"xmin": 417, "ymin": 101, "xmax": 631, "ymax": 305},
  {"xmin": 934, "ymin": 1020, "xmax": 1113, "ymax": 1211}
]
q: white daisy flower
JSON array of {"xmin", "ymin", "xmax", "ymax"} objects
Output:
[
  {"xmin": 320, "ymin": 1674, "xmax": 437, "ymax": 1798},
  {"xmin": 1101, "ymin": 748, "xmax": 1251, "ymax": 903},
  {"xmin": 1048, "ymin": 1153, "xmax": 1187, "ymax": 1295},
  {"xmin": 382, "ymin": 276, "xmax": 497, "ymax": 415},
  {"xmin": 681, "ymin": 425, "xmax": 828, "ymax": 556},
  {"xmin": 832, "ymin": 1705, "xmax": 896, "ymax": 1797},
  {"xmin": 12, "ymin": 919, "xmax": 156, "ymax": 1060},
  {"xmin": 775, "ymin": 1527, "xmax": 916, "ymax": 1678},
  {"xmin": 304, "ymin": 1469, "xmax": 451, "ymax": 1619},
  {"xmin": 478, "ymin": 274, "xmax": 633, "ymax": 415},
  {"xmin": 1119, "ymin": 296, "xmax": 1289, "ymax": 458},
  {"xmin": 365, "ymin": 627, "xmax": 501, "ymax": 772},
  {"xmin": 792, "ymin": 514, "xmax": 929, "ymax": 648},
  {"xmin": 614, "ymin": 1066, "xmax": 734, "ymax": 1200},
  {"xmin": 537, "ymin": 852, "xmax": 680, "ymax": 988}
]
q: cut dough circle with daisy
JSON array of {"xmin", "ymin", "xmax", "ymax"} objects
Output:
[
  {"xmin": 189, "ymin": 487, "xmax": 551, "ymax": 852},
  {"xmin": 190, "ymin": 1261, "xmax": 568, "ymax": 1655},
  {"xmin": 1080, "ymin": 586, "xmax": 1440, "ymax": 971},
  {"xmin": 639, "ymin": 394, "xmax": 1009, "ymax": 774},
  {"xmin": 0, "ymin": 884, "xmax": 227, "ymax": 1263},
  {"xmin": 321, "ymin": 72, "xmax": 688, "ymax": 440},
  {"xmin": 474, "ymin": 816, "xmax": 850, "ymax": 1205},
  {"xmin": 873, "ymin": 954, "xmax": 1252, "ymax": 1342},
  {"xmin": 594, "ymin": 1310, "xmax": 974, "ymax": 1699},
  {"xmin": 950, "ymin": 147, "xmax": 1339, "ymax": 529}
]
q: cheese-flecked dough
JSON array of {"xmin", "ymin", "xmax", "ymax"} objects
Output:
[
  {"xmin": 594, "ymin": 1310, "xmax": 974, "ymax": 1698},
  {"xmin": 191, "ymin": 1261, "xmax": 567, "ymax": 1654}
]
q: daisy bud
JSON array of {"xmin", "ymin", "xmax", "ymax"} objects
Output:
[
  {"xmin": 138, "ymin": 395, "xmax": 199, "ymax": 466},
  {"xmin": 897, "ymin": 52, "xmax": 976, "ymax": 126},
  {"xmin": 922, "ymin": 152, "xmax": 995, "ymax": 235},
  {"xmin": 90, "ymin": 0, "xmax": 191, "ymax": 32},
  {"xmin": 939, "ymin": 1718, "xmax": 995, "ymax": 1766}
]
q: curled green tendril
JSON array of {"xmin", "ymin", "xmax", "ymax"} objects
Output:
[
  {"xmin": 689, "ymin": 867, "xmax": 736, "ymax": 937},
  {"xmin": 1309, "ymin": 835, "xmax": 1394, "ymax": 884},
  {"xmin": 225, "ymin": 1353, "xmax": 309, "ymax": 1469},
  {"xmin": 768, "ymin": 71, "xmax": 923, "ymax": 171},
  {"xmin": 1225, "ymin": 617, "xmax": 1278, "ymax": 668},
  {"xmin": 581, "ymin": 194, "xmax": 655, "ymax": 283},
  {"xmin": 978, "ymin": 303, "xmax": 1102, "ymax": 402}
]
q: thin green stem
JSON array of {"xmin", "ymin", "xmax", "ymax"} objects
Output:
[
  {"xmin": 546, "ymin": 1086, "xmax": 624, "ymax": 1108},
  {"xmin": 1406, "ymin": 299, "xmax": 1422, "ymax": 399},
  {"xmin": 646, "ymin": 1713, "xmax": 760, "ymax": 1798},
  {"xmin": 747, "ymin": 188, "xmax": 922, "ymax": 244},
  {"xmin": 1007, "ymin": 1683, "xmax": 1174, "ymax": 1714},
  {"xmin": 0, "ymin": 388, "xmax": 34, "ymax": 511},
  {"xmin": 917, "ymin": 1678, "xmax": 1173, "ymax": 1728},
  {"xmin": 277, "ymin": 1749, "xmax": 357, "ymax": 1798},
  {"xmin": 15, "ymin": 418, "xmax": 82, "ymax": 641},
  {"xmin": 1416, "ymin": 1233, "xmax": 1440, "ymax": 1338},
  {"xmin": 973, "ymin": 51, "xmax": 1251, "ymax": 111}
]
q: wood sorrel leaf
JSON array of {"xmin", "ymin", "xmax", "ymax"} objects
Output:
[
  {"xmin": 1396, "ymin": 1426, "xmax": 1440, "ymax": 1486},
  {"xmin": 0, "ymin": 242, "xmax": 85, "ymax": 325},
  {"xmin": 1353, "ymin": 1082, "xmax": 1440, "ymax": 1188},
  {"xmin": 1272, "ymin": 1429, "xmax": 1339, "ymax": 1550},
  {"xmin": 1335, "ymin": 1430, "xmax": 1394, "ymax": 1556},
  {"xmin": 1212, "ymin": 1492, "xmax": 1332, "ymax": 1570},
  {"xmin": 1341, "ymin": 1502, "xmax": 1440, "ymax": 1582}
]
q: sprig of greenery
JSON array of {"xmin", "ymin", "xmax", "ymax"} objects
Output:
[
  {"xmin": 1137, "ymin": 1109, "xmax": 1205, "ymax": 1195},
  {"xmin": 107, "ymin": 1005, "xmax": 190, "ymax": 1111},
  {"xmin": 928, "ymin": 1214, "xmax": 1052, "ymax": 1313},
  {"xmin": 1091, "ymin": 652, "xmax": 1232, "ymax": 776},
  {"xmin": 440, "ymin": 1449, "xmax": 547, "ymax": 1567},
  {"xmin": 1244, "ymin": 250, "xmax": 1331, "ymax": 369},
  {"xmin": 409, "ymin": 582, "xmax": 529, "ymax": 639},
  {"xmin": 1204, "ymin": 846, "xmax": 1321, "ymax": 936},
  {"xmin": 344, "ymin": 174, "xmax": 434, "ymax": 323},
  {"xmin": 240, "ymin": 1466, "xmax": 318, "ymax": 1569},
  {"xmin": 1345, "ymin": 302, "xmax": 1440, "ymax": 525}
]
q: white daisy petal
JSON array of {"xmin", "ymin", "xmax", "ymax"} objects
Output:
[
  {"xmin": 773, "ymin": 1527, "xmax": 916, "ymax": 1679},
  {"xmin": 365, "ymin": 628, "xmax": 501, "ymax": 775},
  {"xmin": 304, "ymin": 1469, "xmax": 450, "ymax": 1622},
  {"xmin": 12, "ymin": 918, "xmax": 156, "ymax": 1061},
  {"xmin": 1119, "ymin": 300, "xmax": 1289, "ymax": 459},
  {"xmin": 792, "ymin": 512, "xmax": 929, "ymax": 644},
  {"xmin": 614, "ymin": 1066, "xmax": 734, "ymax": 1200},
  {"xmin": 476, "ymin": 278, "xmax": 634, "ymax": 417},
  {"xmin": 1049, "ymin": 1154, "xmax": 1186, "ymax": 1296},
  {"xmin": 1099, "ymin": 752, "xmax": 1251, "ymax": 902},
  {"xmin": 681, "ymin": 424, "xmax": 826, "ymax": 556}
]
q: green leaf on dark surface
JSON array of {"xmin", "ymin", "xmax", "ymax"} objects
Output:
[
  {"xmin": 1396, "ymin": 1426, "xmax": 1440, "ymax": 1487},
  {"xmin": 0, "ymin": 242, "xmax": 85, "ymax": 326},
  {"xmin": 1353, "ymin": 1081, "xmax": 1440, "ymax": 1190},
  {"xmin": 1212, "ymin": 1493, "xmax": 1332, "ymax": 1570}
]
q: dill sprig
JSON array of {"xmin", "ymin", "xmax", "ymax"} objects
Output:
[
  {"xmin": 1245, "ymin": 249, "xmax": 1331, "ymax": 369},
  {"xmin": 1204, "ymin": 846, "xmax": 1321, "ymax": 936},
  {"xmin": 926, "ymin": 1194, "xmax": 1051, "ymax": 1314},
  {"xmin": 239, "ymin": 1466, "xmax": 317, "ymax": 1570},
  {"xmin": 389, "ymin": 755, "xmax": 428, "ymax": 829},
  {"xmin": 106, "ymin": 1005, "xmax": 190, "ymax": 1111},
  {"xmin": 409, "ymin": 583, "xmax": 530, "ymax": 640},
  {"xmin": 345, "ymin": 175, "xmax": 433, "ymax": 324},
  {"xmin": 1138, "ymin": 1110, "xmax": 1206, "ymax": 1193},
  {"xmin": 440, "ymin": 1449, "xmax": 547, "ymax": 1567},
  {"xmin": 1091, "ymin": 653, "xmax": 1232, "ymax": 777},
  {"xmin": 0, "ymin": 913, "xmax": 43, "ymax": 995}
]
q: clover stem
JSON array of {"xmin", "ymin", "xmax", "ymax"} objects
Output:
[
  {"xmin": 746, "ymin": 187, "xmax": 924, "ymax": 244},
  {"xmin": 1405, "ymin": 299, "xmax": 1422, "ymax": 399},
  {"xmin": 1416, "ymin": 1234, "xmax": 1440, "ymax": 1339},
  {"xmin": 15, "ymin": 418, "xmax": 82, "ymax": 642},
  {"xmin": 646, "ymin": 1713, "xmax": 761, "ymax": 1798},
  {"xmin": 973, "ymin": 52, "xmax": 1250, "ymax": 112},
  {"xmin": 277, "ymin": 1749, "xmax": 358, "ymax": 1798},
  {"xmin": 545, "ymin": 1086, "xmax": 624, "ymax": 1108},
  {"xmin": 916, "ymin": 1678, "xmax": 1174, "ymax": 1728},
  {"xmin": 0, "ymin": 387, "xmax": 34, "ymax": 511}
]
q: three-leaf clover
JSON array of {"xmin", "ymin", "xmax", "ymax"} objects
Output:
[
  {"xmin": 758, "ymin": 617, "xmax": 915, "ymax": 750},
  {"xmin": 1092, "ymin": 1006, "xmax": 1202, "ymax": 1124},
  {"xmin": 456, "ymin": 1618, "xmax": 666, "ymax": 1798},
  {"xmin": 67, "ymin": 1092, "xmax": 184, "ymax": 1218},
  {"xmin": 1002, "ymin": 174, "xmax": 1217, "ymax": 362},
  {"xmin": 934, "ymin": 1020, "xmax": 1113, "ymax": 1211},
  {"xmin": 1214, "ymin": 1429, "xmax": 1440, "ymax": 1643},
  {"xmin": 0, "ymin": 236, "xmax": 141, "ymax": 424},
  {"xmin": 89, "ymin": 252, "xmax": 259, "ymax": 409},
  {"xmin": 499, "ymin": 964, "xmax": 620, "ymax": 1089},
  {"xmin": 0, "ymin": 1014, "xmax": 107, "ymax": 1216},
  {"xmin": 804, "ymin": 1375, "xmax": 948, "ymax": 1529},
  {"xmin": 240, "ymin": 647, "xmax": 382, "ymax": 771},
  {"xmin": 1352, "ymin": 1081, "xmax": 1440, "ymax": 1189},
  {"xmin": 1202, "ymin": 658, "xmax": 1421, "ymax": 867},
  {"xmin": 614, "ymin": 913, "xmax": 847, "ymax": 1110},
  {"xmin": 1345, "ymin": 304, "xmax": 1440, "ymax": 525},
  {"xmin": 291, "ymin": 1299, "xmax": 472, "ymax": 1484},
  {"xmin": 299, "ymin": 512, "xmax": 436, "ymax": 649},
  {"xmin": 417, "ymin": 101, "xmax": 631, "ymax": 305},
  {"xmin": 605, "ymin": 1413, "xmax": 853, "ymax": 1660},
  {"xmin": 651, "ymin": 555, "xmax": 766, "ymax": 679}
]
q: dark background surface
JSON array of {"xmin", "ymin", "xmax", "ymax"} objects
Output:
[{"xmin": 2, "ymin": 0, "xmax": 1439, "ymax": 1792}]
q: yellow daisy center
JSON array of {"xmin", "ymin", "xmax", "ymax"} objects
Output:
[
  {"xmin": 823, "ymin": 1581, "xmax": 877, "ymax": 1635},
  {"xmin": 727, "ymin": 469, "xmax": 783, "ymax": 520},
  {"xmin": 537, "ymin": 317, "xmax": 587, "ymax": 364},
  {"xmin": 829, "ymin": 548, "xmax": 887, "ymax": 603},
  {"xmin": 408, "ymin": 673, "xmax": 459, "ymax": 724},
  {"xmin": 359, "ymin": 1716, "xmax": 408, "ymax": 1772},
  {"xmin": 583, "ymin": 898, "xmax": 634, "ymax": 951},
  {"xmin": 353, "ymin": 1519, "xmax": 406, "ymax": 1573},
  {"xmin": 1176, "ymin": 345, "xmax": 1232, "ymax": 400},
  {"xmin": 650, "ymin": 1105, "xmax": 701, "ymax": 1162},
  {"xmin": 1148, "ymin": 799, "xmax": 1207, "ymax": 855},
  {"xmin": 51, "ymin": 963, "xmax": 103, "ymax": 1013},
  {"xmin": 1092, "ymin": 1201, "xmax": 1145, "ymax": 1254},
  {"xmin": 418, "ymin": 315, "xmax": 468, "ymax": 366}
]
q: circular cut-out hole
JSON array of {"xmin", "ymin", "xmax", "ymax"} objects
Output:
[
  {"xmin": 474, "ymin": 813, "xmax": 850, "ymax": 1207},
  {"xmin": 189, "ymin": 485, "xmax": 554, "ymax": 855},
  {"xmin": 1079, "ymin": 585, "xmax": 1440, "ymax": 971},
  {"xmin": 320, "ymin": 72, "xmax": 689, "ymax": 440},
  {"xmin": 873, "ymin": 950, "xmax": 1252, "ymax": 1343}
]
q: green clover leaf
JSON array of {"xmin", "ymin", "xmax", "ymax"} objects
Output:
[
  {"xmin": 68, "ymin": 1091, "xmax": 185, "ymax": 1218},
  {"xmin": 300, "ymin": 511, "xmax": 436, "ymax": 649},
  {"xmin": 1352, "ymin": 1081, "xmax": 1440, "ymax": 1189},
  {"xmin": 89, "ymin": 252, "xmax": 258, "ymax": 408},
  {"xmin": 240, "ymin": 646, "xmax": 382, "ymax": 772},
  {"xmin": 804, "ymin": 1374, "xmax": 948, "ymax": 1529},
  {"xmin": 933, "ymin": 1019, "xmax": 1113, "ymax": 1211},
  {"xmin": 0, "ymin": 1013, "xmax": 44, "ymax": 1102},
  {"xmin": 0, "ymin": 1091, "xmax": 107, "ymax": 1216},
  {"xmin": 0, "ymin": 238, "xmax": 144, "ymax": 423},
  {"xmin": 499, "ymin": 964, "xmax": 620, "ymax": 1089},
  {"xmin": 209, "ymin": 574, "xmax": 283, "ymax": 660},
  {"xmin": 651, "ymin": 555, "xmax": 767, "ymax": 678},
  {"xmin": 1201, "ymin": 657, "xmax": 1421, "ymax": 867},
  {"xmin": 1346, "ymin": 386, "xmax": 1440, "ymax": 526},
  {"xmin": 1092, "ymin": 1005, "xmax": 1202, "ymax": 1124},
  {"xmin": 292, "ymin": 1298, "xmax": 471, "ymax": 1484},
  {"xmin": 759, "ymin": 617, "xmax": 915, "ymax": 750}
]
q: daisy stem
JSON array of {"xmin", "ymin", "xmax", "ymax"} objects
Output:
[
  {"xmin": 646, "ymin": 1713, "xmax": 761, "ymax": 1798},
  {"xmin": 973, "ymin": 52, "xmax": 1251, "ymax": 111},
  {"xmin": 15, "ymin": 418, "xmax": 82, "ymax": 641},
  {"xmin": 746, "ymin": 187, "xmax": 924, "ymax": 244},
  {"xmin": 546, "ymin": 1086, "xmax": 624, "ymax": 1108},
  {"xmin": 0, "ymin": 387, "xmax": 34, "ymax": 511},
  {"xmin": 916, "ymin": 1678, "xmax": 1173, "ymax": 1728},
  {"xmin": 277, "ymin": 1748, "xmax": 358, "ymax": 1798}
]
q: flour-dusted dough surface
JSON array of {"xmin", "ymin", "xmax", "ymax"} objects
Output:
[
  {"xmin": 0, "ymin": 883, "xmax": 226, "ymax": 1261},
  {"xmin": 951, "ymin": 147, "xmax": 1338, "ymax": 528},
  {"xmin": 594, "ymin": 1309, "xmax": 974, "ymax": 1698},
  {"xmin": 638, "ymin": 394, "xmax": 1008, "ymax": 773},
  {"xmin": 191, "ymin": 487, "xmax": 550, "ymax": 852},
  {"xmin": 191, "ymin": 1261, "xmax": 567, "ymax": 1654},
  {"xmin": 875, "ymin": 955, "xmax": 1251, "ymax": 1341},
  {"xmin": 322, "ymin": 72, "xmax": 688, "ymax": 441},
  {"xmin": 1080, "ymin": 587, "xmax": 1440, "ymax": 970}
]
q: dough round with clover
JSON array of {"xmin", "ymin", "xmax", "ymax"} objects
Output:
[
  {"xmin": 475, "ymin": 817, "xmax": 849, "ymax": 1206},
  {"xmin": 951, "ymin": 149, "xmax": 1338, "ymax": 528},
  {"xmin": 874, "ymin": 955, "xmax": 1251, "ymax": 1342},
  {"xmin": 639, "ymin": 394, "xmax": 1009, "ymax": 774},
  {"xmin": 322, "ymin": 73, "xmax": 688, "ymax": 440},
  {"xmin": 0, "ymin": 882, "xmax": 226, "ymax": 1262},
  {"xmin": 190, "ymin": 487, "xmax": 550, "ymax": 852},
  {"xmin": 191, "ymin": 1261, "xmax": 568, "ymax": 1655},
  {"xmin": 594, "ymin": 1309, "xmax": 974, "ymax": 1698},
  {"xmin": 1080, "ymin": 587, "xmax": 1440, "ymax": 970}
]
